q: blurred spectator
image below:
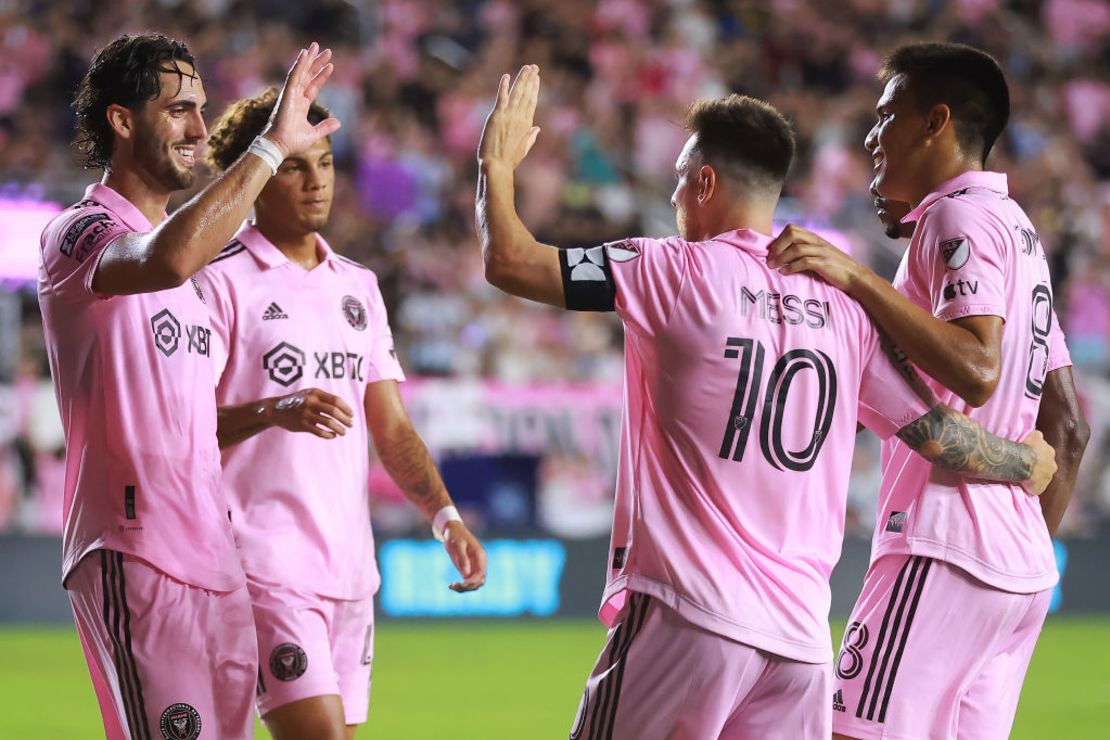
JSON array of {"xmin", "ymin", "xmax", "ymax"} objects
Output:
[{"xmin": 0, "ymin": 0, "xmax": 1107, "ymax": 536}]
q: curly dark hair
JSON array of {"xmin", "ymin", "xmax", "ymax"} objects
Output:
[
  {"xmin": 206, "ymin": 88, "xmax": 332, "ymax": 173},
  {"xmin": 683, "ymin": 94, "xmax": 795, "ymax": 193},
  {"xmin": 71, "ymin": 34, "xmax": 197, "ymax": 170}
]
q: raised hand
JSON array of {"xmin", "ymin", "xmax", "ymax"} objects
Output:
[
  {"xmin": 442, "ymin": 521, "xmax": 488, "ymax": 592},
  {"xmin": 1021, "ymin": 430, "xmax": 1058, "ymax": 496},
  {"xmin": 261, "ymin": 42, "xmax": 342, "ymax": 159},
  {"xmin": 477, "ymin": 64, "xmax": 541, "ymax": 169},
  {"xmin": 270, "ymin": 388, "xmax": 354, "ymax": 440}
]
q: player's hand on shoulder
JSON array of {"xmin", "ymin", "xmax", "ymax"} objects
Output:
[
  {"xmin": 261, "ymin": 42, "xmax": 342, "ymax": 159},
  {"xmin": 1021, "ymin": 430, "xmax": 1057, "ymax": 496},
  {"xmin": 269, "ymin": 388, "xmax": 355, "ymax": 439},
  {"xmin": 477, "ymin": 64, "xmax": 542, "ymax": 170},
  {"xmin": 767, "ymin": 224, "xmax": 863, "ymax": 293},
  {"xmin": 442, "ymin": 521, "xmax": 488, "ymax": 593}
]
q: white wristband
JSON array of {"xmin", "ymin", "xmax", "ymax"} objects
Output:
[
  {"xmin": 246, "ymin": 136, "xmax": 283, "ymax": 175},
  {"xmin": 432, "ymin": 505, "xmax": 463, "ymax": 542}
]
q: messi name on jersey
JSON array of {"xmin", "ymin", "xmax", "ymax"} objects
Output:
[{"xmin": 740, "ymin": 287, "xmax": 831, "ymax": 329}]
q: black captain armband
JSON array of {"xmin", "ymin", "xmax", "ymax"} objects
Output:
[{"xmin": 559, "ymin": 240, "xmax": 642, "ymax": 311}]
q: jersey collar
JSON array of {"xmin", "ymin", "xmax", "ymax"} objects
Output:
[
  {"xmin": 714, "ymin": 228, "xmax": 774, "ymax": 255},
  {"xmin": 235, "ymin": 222, "xmax": 337, "ymax": 271},
  {"xmin": 904, "ymin": 170, "xmax": 1008, "ymax": 223},
  {"xmin": 84, "ymin": 183, "xmax": 155, "ymax": 232}
]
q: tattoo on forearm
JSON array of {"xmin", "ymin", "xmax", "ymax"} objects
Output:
[
  {"xmin": 897, "ymin": 405, "xmax": 1035, "ymax": 483},
  {"xmin": 377, "ymin": 430, "xmax": 451, "ymax": 516}
]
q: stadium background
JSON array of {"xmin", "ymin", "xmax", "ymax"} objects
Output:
[{"xmin": 0, "ymin": 0, "xmax": 1108, "ymax": 736}]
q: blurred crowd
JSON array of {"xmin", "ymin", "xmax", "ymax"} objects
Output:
[{"xmin": 1, "ymin": 0, "xmax": 1108, "ymax": 537}]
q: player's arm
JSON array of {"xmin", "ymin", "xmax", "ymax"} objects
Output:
[
  {"xmin": 865, "ymin": 334, "xmax": 1055, "ymax": 493},
  {"xmin": 1034, "ymin": 366, "xmax": 1089, "ymax": 536},
  {"xmin": 215, "ymin": 389, "xmax": 354, "ymax": 449},
  {"xmin": 896, "ymin": 405, "xmax": 1055, "ymax": 493},
  {"xmin": 475, "ymin": 64, "xmax": 564, "ymax": 307},
  {"xmin": 768, "ymin": 225, "xmax": 1002, "ymax": 406},
  {"xmin": 364, "ymin": 380, "xmax": 487, "ymax": 592},
  {"xmin": 93, "ymin": 44, "xmax": 340, "ymax": 296}
]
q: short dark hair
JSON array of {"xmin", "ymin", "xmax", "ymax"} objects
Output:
[
  {"xmin": 682, "ymin": 94, "xmax": 795, "ymax": 194},
  {"xmin": 72, "ymin": 34, "xmax": 197, "ymax": 170},
  {"xmin": 205, "ymin": 88, "xmax": 332, "ymax": 172},
  {"xmin": 880, "ymin": 42, "xmax": 1010, "ymax": 163}
]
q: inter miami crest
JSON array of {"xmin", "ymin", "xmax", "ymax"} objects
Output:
[
  {"xmin": 270, "ymin": 642, "xmax": 308, "ymax": 682},
  {"xmin": 342, "ymin": 295, "xmax": 368, "ymax": 331},
  {"xmin": 159, "ymin": 703, "xmax": 201, "ymax": 740}
]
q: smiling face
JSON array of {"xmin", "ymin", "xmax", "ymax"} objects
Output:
[
  {"xmin": 255, "ymin": 137, "xmax": 335, "ymax": 237},
  {"xmin": 129, "ymin": 62, "xmax": 207, "ymax": 192},
  {"xmin": 864, "ymin": 74, "xmax": 932, "ymax": 206}
]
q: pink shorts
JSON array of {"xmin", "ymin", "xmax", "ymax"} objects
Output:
[
  {"xmin": 250, "ymin": 581, "xmax": 375, "ymax": 725},
  {"xmin": 67, "ymin": 550, "xmax": 257, "ymax": 740},
  {"xmin": 832, "ymin": 554, "xmax": 1051, "ymax": 740},
  {"xmin": 569, "ymin": 592, "xmax": 830, "ymax": 740}
]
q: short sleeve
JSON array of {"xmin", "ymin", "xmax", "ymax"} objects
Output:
[
  {"xmin": 39, "ymin": 207, "xmax": 129, "ymax": 304},
  {"xmin": 913, "ymin": 199, "xmax": 1007, "ymax": 323},
  {"xmin": 1047, "ymin": 308, "xmax": 1072, "ymax": 373},
  {"xmin": 193, "ymin": 268, "xmax": 232, "ymax": 382},
  {"xmin": 560, "ymin": 237, "xmax": 689, "ymax": 336},
  {"xmin": 363, "ymin": 272, "xmax": 405, "ymax": 384},
  {"xmin": 856, "ymin": 326, "xmax": 934, "ymax": 440}
]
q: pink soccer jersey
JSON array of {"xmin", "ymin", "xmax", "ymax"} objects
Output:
[
  {"xmin": 38, "ymin": 183, "xmax": 243, "ymax": 591},
  {"xmin": 573, "ymin": 229, "xmax": 932, "ymax": 664},
  {"xmin": 196, "ymin": 223, "xmax": 405, "ymax": 599},
  {"xmin": 876, "ymin": 171, "xmax": 1072, "ymax": 593}
]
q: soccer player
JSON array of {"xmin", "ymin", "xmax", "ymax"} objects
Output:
[
  {"xmin": 767, "ymin": 43, "xmax": 1090, "ymax": 739},
  {"xmin": 475, "ymin": 66, "xmax": 1056, "ymax": 740},
  {"xmin": 39, "ymin": 33, "xmax": 338, "ymax": 739},
  {"xmin": 196, "ymin": 89, "xmax": 488, "ymax": 740}
]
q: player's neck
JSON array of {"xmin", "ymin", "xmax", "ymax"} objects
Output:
[
  {"xmin": 258, "ymin": 223, "xmax": 321, "ymax": 270},
  {"xmin": 911, "ymin": 155, "xmax": 984, "ymax": 206},
  {"xmin": 101, "ymin": 168, "xmax": 171, "ymax": 226},
  {"xmin": 715, "ymin": 201, "xmax": 775, "ymax": 238}
]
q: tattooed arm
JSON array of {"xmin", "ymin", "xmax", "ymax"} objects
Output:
[
  {"xmin": 896, "ymin": 405, "xmax": 1057, "ymax": 494},
  {"xmin": 364, "ymin": 380, "xmax": 487, "ymax": 591}
]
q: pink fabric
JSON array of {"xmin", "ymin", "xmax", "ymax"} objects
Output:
[
  {"xmin": 197, "ymin": 223, "xmax": 405, "ymax": 600},
  {"xmin": 38, "ymin": 183, "xmax": 243, "ymax": 591},
  {"xmin": 251, "ymin": 582, "xmax": 375, "ymax": 724},
  {"xmin": 68, "ymin": 551, "xmax": 257, "ymax": 740},
  {"xmin": 880, "ymin": 171, "xmax": 1071, "ymax": 593},
  {"xmin": 596, "ymin": 229, "xmax": 931, "ymax": 664},
  {"xmin": 832, "ymin": 554, "xmax": 1050, "ymax": 739},
  {"xmin": 572, "ymin": 593, "xmax": 830, "ymax": 739}
]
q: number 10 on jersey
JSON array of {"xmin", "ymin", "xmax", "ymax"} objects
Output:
[{"xmin": 718, "ymin": 337, "xmax": 838, "ymax": 472}]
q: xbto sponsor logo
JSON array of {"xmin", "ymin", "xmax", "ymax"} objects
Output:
[
  {"xmin": 150, "ymin": 309, "xmax": 210, "ymax": 358},
  {"xmin": 263, "ymin": 342, "xmax": 306, "ymax": 387}
]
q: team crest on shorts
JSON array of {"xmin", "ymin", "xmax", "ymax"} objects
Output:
[
  {"xmin": 159, "ymin": 702, "xmax": 201, "ymax": 740},
  {"xmin": 270, "ymin": 642, "xmax": 308, "ymax": 681},
  {"xmin": 342, "ymin": 295, "xmax": 368, "ymax": 331}
]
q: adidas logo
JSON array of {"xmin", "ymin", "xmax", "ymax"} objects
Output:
[
  {"xmin": 262, "ymin": 302, "xmax": 289, "ymax": 320},
  {"xmin": 832, "ymin": 689, "xmax": 847, "ymax": 713}
]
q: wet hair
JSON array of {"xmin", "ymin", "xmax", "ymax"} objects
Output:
[
  {"xmin": 682, "ymin": 94, "xmax": 795, "ymax": 194},
  {"xmin": 72, "ymin": 33, "xmax": 197, "ymax": 169},
  {"xmin": 880, "ymin": 42, "xmax": 1010, "ymax": 164},
  {"xmin": 206, "ymin": 88, "xmax": 331, "ymax": 172}
]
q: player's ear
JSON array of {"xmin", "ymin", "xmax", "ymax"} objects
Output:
[
  {"xmin": 923, "ymin": 103, "xmax": 951, "ymax": 146},
  {"xmin": 697, "ymin": 164, "xmax": 717, "ymax": 205},
  {"xmin": 106, "ymin": 103, "xmax": 134, "ymax": 142}
]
